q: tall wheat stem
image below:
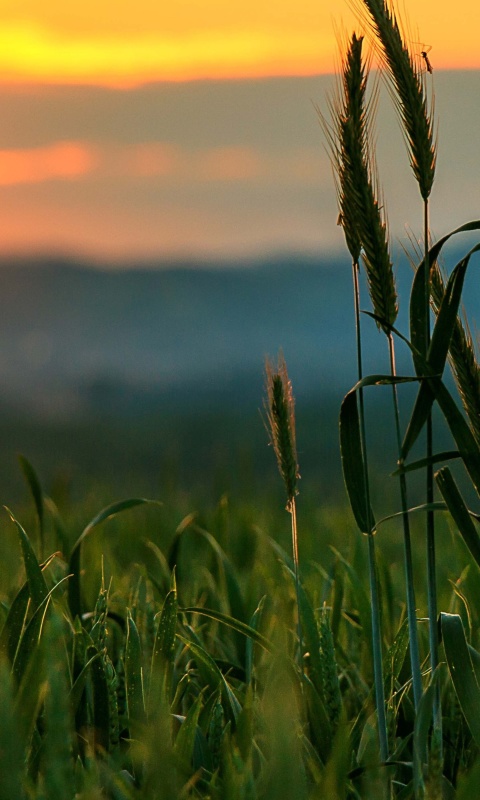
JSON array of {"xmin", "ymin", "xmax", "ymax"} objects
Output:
[
  {"xmin": 424, "ymin": 200, "xmax": 442, "ymax": 744},
  {"xmin": 265, "ymin": 356, "xmax": 304, "ymax": 675},
  {"xmin": 353, "ymin": 259, "xmax": 389, "ymax": 762},
  {"xmin": 290, "ymin": 496, "xmax": 304, "ymax": 673},
  {"xmin": 388, "ymin": 333, "xmax": 422, "ymax": 709}
]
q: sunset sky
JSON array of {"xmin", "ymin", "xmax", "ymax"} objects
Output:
[
  {"xmin": 0, "ymin": 0, "xmax": 479, "ymax": 260},
  {"xmin": 2, "ymin": 0, "xmax": 480, "ymax": 84}
]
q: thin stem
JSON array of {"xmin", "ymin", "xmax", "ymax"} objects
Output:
[
  {"xmin": 290, "ymin": 497, "xmax": 304, "ymax": 677},
  {"xmin": 388, "ymin": 334, "xmax": 422, "ymax": 709},
  {"xmin": 353, "ymin": 260, "xmax": 389, "ymax": 762},
  {"xmin": 367, "ymin": 532, "xmax": 388, "ymax": 762},
  {"xmin": 424, "ymin": 198, "xmax": 442, "ymax": 741}
]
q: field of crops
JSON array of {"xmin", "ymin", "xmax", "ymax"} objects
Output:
[{"xmin": 2, "ymin": 0, "xmax": 480, "ymax": 798}]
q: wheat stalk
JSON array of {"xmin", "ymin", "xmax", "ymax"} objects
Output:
[
  {"xmin": 265, "ymin": 354, "xmax": 299, "ymax": 510},
  {"xmin": 265, "ymin": 354, "xmax": 303, "ymax": 669},
  {"xmin": 360, "ymin": 0, "xmax": 436, "ymax": 201}
]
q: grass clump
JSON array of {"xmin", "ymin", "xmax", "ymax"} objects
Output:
[{"xmin": 1, "ymin": 1, "xmax": 480, "ymax": 797}]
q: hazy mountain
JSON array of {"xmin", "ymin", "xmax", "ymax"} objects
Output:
[{"xmin": 0, "ymin": 248, "xmax": 477, "ymax": 420}]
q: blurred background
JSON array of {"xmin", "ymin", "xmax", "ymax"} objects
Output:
[{"xmin": 0, "ymin": 0, "xmax": 479, "ymax": 509}]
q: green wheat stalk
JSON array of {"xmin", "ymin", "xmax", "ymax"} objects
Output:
[
  {"xmin": 323, "ymin": 32, "xmax": 392, "ymax": 759},
  {"xmin": 265, "ymin": 353, "xmax": 303, "ymax": 671},
  {"xmin": 330, "ymin": 30, "xmax": 425, "ymax": 722},
  {"xmin": 360, "ymin": 0, "xmax": 440, "ymax": 735}
]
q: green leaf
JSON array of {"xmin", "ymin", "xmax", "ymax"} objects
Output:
[
  {"xmin": 413, "ymin": 666, "xmax": 444, "ymax": 796},
  {"xmin": 68, "ymin": 498, "xmax": 161, "ymax": 620},
  {"xmin": 18, "ymin": 456, "xmax": 44, "ymax": 559},
  {"xmin": 150, "ymin": 588, "xmax": 178, "ymax": 705},
  {"xmin": 245, "ymin": 595, "xmax": 267, "ymax": 685},
  {"xmin": 174, "ymin": 690, "xmax": 204, "ymax": 769},
  {"xmin": 282, "ymin": 564, "xmax": 324, "ymax": 693},
  {"xmin": 87, "ymin": 644, "xmax": 110, "ymax": 753},
  {"xmin": 13, "ymin": 639, "xmax": 48, "ymax": 746},
  {"xmin": 399, "ymin": 371, "xmax": 480, "ymax": 494},
  {"xmin": 0, "ymin": 661, "xmax": 24, "ymax": 798},
  {"xmin": 383, "ymin": 619, "xmax": 410, "ymax": 699},
  {"xmin": 392, "ymin": 450, "xmax": 460, "ymax": 476},
  {"xmin": 330, "ymin": 547, "xmax": 372, "ymax": 664},
  {"xmin": 432, "ymin": 380, "xmax": 480, "ymax": 496},
  {"xmin": 181, "ymin": 607, "xmax": 272, "ymax": 652},
  {"xmin": 125, "ymin": 612, "xmax": 145, "ymax": 730},
  {"xmin": 0, "ymin": 583, "xmax": 30, "ymax": 665},
  {"xmin": 303, "ymin": 674, "xmax": 333, "ymax": 762},
  {"xmin": 376, "ymin": 502, "xmax": 447, "ymax": 529},
  {"xmin": 12, "ymin": 575, "xmax": 70, "ymax": 686},
  {"xmin": 153, "ymin": 590, "xmax": 178, "ymax": 667},
  {"xmin": 339, "ymin": 391, "xmax": 374, "ymax": 534},
  {"xmin": 441, "ymin": 612, "xmax": 480, "ymax": 746},
  {"xmin": 410, "ymin": 220, "xmax": 480, "ymax": 366},
  {"xmin": 5, "ymin": 508, "xmax": 49, "ymax": 613},
  {"xmin": 435, "ymin": 467, "xmax": 480, "ymax": 570},
  {"xmin": 404, "ymin": 247, "xmax": 480, "ymax": 453},
  {"xmin": 69, "ymin": 650, "xmax": 104, "ymax": 715},
  {"xmin": 177, "ymin": 635, "xmax": 241, "ymax": 724}
]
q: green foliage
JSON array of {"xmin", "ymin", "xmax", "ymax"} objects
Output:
[{"xmin": 1, "ymin": 2, "xmax": 480, "ymax": 797}]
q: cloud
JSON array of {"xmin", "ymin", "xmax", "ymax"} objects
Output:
[
  {"xmin": 0, "ymin": 141, "xmax": 96, "ymax": 185},
  {"xmin": 0, "ymin": 137, "xmax": 329, "ymax": 188}
]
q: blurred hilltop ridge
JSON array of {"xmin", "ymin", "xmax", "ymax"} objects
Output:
[
  {"xmin": 0, "ymin": 249, "xmax": 446, "ymax": 418},
  {"xmin": 0, "ymin": 249, "xmax": 477, "ymax": 503}
]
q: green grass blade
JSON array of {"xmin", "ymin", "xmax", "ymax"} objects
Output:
[
  {"xmin": 12, "ymin": 575, "xmax": 70, "ymax": 685},
  {"xmin": 5, "ymin": 507, "xmax": 49, "ymax": 612},
  {"xmin": 340, "ymin": 390, "xmax": 375, "ymax": 534},
  {"xmin": 69, "ymin": 649, "xmax": 104, "ymax": 715},
  {"xmin": 399, "ymin": 371, "xmax": 480, "ymax": 493},
  {"xmin": 13, "ymin": 642, "xmax": 48, "ymax": 747},
  {"xmin": 68, "ymin": 497, "xmax": 161, "ymax": 620},
  {"xmin": 0, "ymin": 660, "xmax": 25, "ymax": 798},
  {"xmin": 18, "ymin": 455, "xmax": 45, "ymax": 559},
  {"xmin": 0, "ymin": 582, "xmax": 30, "ymax": 664},
  {"xmin": 392, "ymin": 451, "xmax": 459, "ymax": 475},
  {"xmin": 153, "ymin": 590, "xmax": 178, "ymax": 667},
  {"xmin": 182, "ymin": 607, "xmax": 272, "ymax": 652},
  {"xmin": 245, "ymin": 595, "xmax": 267, "ymax": 685},
  {"xmin": 376, "ymin": 502, "xmax": 447, "ymax": 529},
  {"xmin": 383, "ymin": 618, "xmax": 410, "ymax": 700},
  {"xmin": 281, "ymin": 565, "xmax": 324, "ymax": 692},
  {"xmin": 42, "ymin": 611, "xmax": 74, "ymax": 800},
  {"xmin": 340, "ymin": 376, "xmax": 420, "ymax": 533},
  {"xmin": 174, "ymin": 690, "xmax": 204, "ymax": 771},
  {"xmin": 87, "ymin": 644, "xmax": 111, "ymax": 753},
  {"xmin": 177, "ymin": 635, "xmax": 241, "ymax": 723},
  {"xmin": 432, "ymin": 379, "xmax": 480, "ymax": 496},
  {"xmin": 303, "ymin": 674, "xmax": 333, "ymax": 761},
  {"xmin": 441, "ymin": 612, "xmax": 480, "ymax": 746},
  {"xmin": 413, "ymin": 666, "xmax": 444, "ymax": 796},
  {"xmin": 404, "ymin": 248, "xmax": 480, "ymax": 455},
  {"xmin": 435, "ymin": 467, "xmax": 480, "ymax": 569},
  {"xmin": 410, "ymin": 221, "xmax": 480, "ymax": 367},
  {"xmin": 428, "ymin": 253, "xmax": 477, "ymax": 373},
  {"xmin": 125, "ymin": 612, "xmax": 145, "ymax": 731},
  {"xmin": 330, "ymin": 546, "xmax": 373, "ymax": 667},
  {"xmin": 150, "ymin": 587, "xmax": 178, "ymax": 705}
]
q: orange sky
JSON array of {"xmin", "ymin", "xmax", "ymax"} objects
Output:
[{"xmin": 0, "ymin": 0, "xmax": 479, "ymax": 85}]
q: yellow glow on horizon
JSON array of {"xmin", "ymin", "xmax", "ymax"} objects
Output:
[
  {"xmin": 0, "ymin": 2, "xmax": 479, "ymax": 86},
  {"xmin": 0, "ymin": 23, "xmax": 336, "ymax": 85}
]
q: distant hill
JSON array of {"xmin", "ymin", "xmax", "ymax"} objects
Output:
[
  {"xmin": 0, "ymin": 251, "xmax": 475, "ymax": 503},
  {"xmin": 0, "ymin": 250, "xmax": 429, "ymax": 419}
]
